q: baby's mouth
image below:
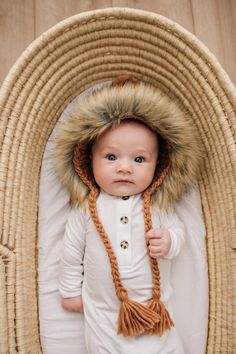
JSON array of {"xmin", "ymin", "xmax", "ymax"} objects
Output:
[{"xmin": 114, "ymin": 180, "xmax": 133, "ymax": 184}]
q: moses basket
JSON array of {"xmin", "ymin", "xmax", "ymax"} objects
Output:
[{"xmin": 0, "ymin": 7, "xmax": 235, "ymax": 354}]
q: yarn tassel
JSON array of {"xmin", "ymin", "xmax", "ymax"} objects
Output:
[
  {"xmin": 117, "ymin": 299, "xmax": 161, "ymax": 337},
  {"xmin": 148, "ymin": 298, "xmax": 174, "ymax": 335}
]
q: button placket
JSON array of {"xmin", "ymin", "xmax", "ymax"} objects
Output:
[{"xmin": 116, "ymin": 197, "xmax": 132, "ymax": 266}]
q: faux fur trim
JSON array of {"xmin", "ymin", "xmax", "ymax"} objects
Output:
[{"xmin": 54, "ymin": 82, "xmax": 202, "ymax": 209}]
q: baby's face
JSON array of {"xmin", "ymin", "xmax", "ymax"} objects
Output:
[{"xmin": 91, "ymin": 121, "xmax": 158, "ymax": 197}]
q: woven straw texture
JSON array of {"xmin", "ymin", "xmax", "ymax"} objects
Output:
[{"xmin": 0, "ymin": 7, "xmax": 235, "ymax": 354}]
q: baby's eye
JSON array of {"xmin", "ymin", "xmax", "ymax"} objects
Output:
[
  {"xmin": 134, "ymin": 156, "xmax": 145, "ymax": 163},
  {"xmin": 106, "ymin": 154, "xmax": 117, "ymax": 161}
]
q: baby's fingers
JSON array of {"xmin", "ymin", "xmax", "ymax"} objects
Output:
[
  {"xmin": 149, "ymin": 243, "xmax": 165, "ymax": 259},
  {"xmin": 146, "ymin": 228, "xmax": 163, "ymax": 239}
]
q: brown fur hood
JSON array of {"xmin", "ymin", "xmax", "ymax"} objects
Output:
[{"xmin": 54, "ymin": 81, "xmax": 202, "ymax": 209}]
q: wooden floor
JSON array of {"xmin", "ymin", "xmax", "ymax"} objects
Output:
[{"xmin": 0, "ymin": 0, "xmax": 236, "ymax": 86}]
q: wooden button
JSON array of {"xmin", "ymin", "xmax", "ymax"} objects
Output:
[
  {"xmin": 122, "ymin": 196, "xmax": 130, "ymax": 200},
  {"xmin": 120, "ymin": 216, "xmax": 129, "ymax": 224},
  {"xmin": 120, "ymin": 240, "xmax": 129, "ymax": 249}
]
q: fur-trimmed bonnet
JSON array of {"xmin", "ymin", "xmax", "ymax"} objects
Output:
[
  {"xmin": 55, "ymin": 78, "xmax": 201, "ymax": 209},
  {"xmin": 55, "ymin": 77, "xmax": 201, "ymax": 337}
]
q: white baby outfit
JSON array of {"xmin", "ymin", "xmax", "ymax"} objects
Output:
[{"xmin": 59, "ymin": 191, "xmax": 185, "ymax": 354}]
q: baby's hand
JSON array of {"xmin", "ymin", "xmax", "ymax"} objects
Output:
[
  {"xmin": 61, "ymin": 295, "xmax": 84, "ymax": 313},
  {"xmin": 146, "ymin": 228, "xmax": 171, "ymax": 259}
]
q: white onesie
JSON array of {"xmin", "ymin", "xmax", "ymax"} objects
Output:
[{"xmin": 59, "ymin": 191, "xmax": 185, "ymax": 354}]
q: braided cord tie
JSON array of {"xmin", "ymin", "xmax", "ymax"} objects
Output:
[
  {"xmin": 88, "ymin": 188, "xmax": 127, "ymax": 302},
  {"xmin": 143, "ymin": 164, "xmax": 174, "ymax": 335}
]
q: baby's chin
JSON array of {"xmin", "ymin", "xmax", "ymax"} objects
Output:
[{"xmin": 101, "ymin": 185, "xmax": 144, "ymax": 197}]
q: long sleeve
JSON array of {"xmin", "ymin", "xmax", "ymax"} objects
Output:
[
  {"xmin": 59, "ymin": 207, "xmax": 86, "ymax": 298},
  {"xmin": 157, "ymin": 208, "xmax": 186, "ymax": 260}
]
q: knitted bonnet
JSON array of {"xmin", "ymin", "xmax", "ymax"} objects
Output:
[{"xmin": 55, "ymin": 76, "xmax": 201, "ymax": 337}]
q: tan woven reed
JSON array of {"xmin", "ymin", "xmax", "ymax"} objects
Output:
[{"xmin": 0, "ymin": 7, "xmax": 235, "ymax": 353}]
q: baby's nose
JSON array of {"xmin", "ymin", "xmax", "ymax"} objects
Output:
[{"xmin": 117, "ymin": 159, "xmax": 133, "ymax": 173}]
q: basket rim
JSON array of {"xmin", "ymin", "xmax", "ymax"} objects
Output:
[{"xmin": 0, "ymin": 7, "xmax": 236, "ymax": 102}]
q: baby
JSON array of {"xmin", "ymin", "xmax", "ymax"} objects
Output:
[{"xmin": 55, "ymin": 77, "xmax": 201, "ymax": 353}]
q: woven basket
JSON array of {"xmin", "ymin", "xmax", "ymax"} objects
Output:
[{"xmin": 0, "ymin": 7, "xmax": 235, "ymax": 354}]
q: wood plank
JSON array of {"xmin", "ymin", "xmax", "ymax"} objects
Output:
[
  {"xmin": 0, "ymin": 0, "xmax": 35, "ymax": 85},
  {"xmin": 112, "ymin": 0, "xmax": 195, "ymax": 32},
  {"xmin": 0, "ymin": 1, "xmax": 235, "ymax": 86},
  {"xmin": 35, "ymin": 0, "xmax": 112, "ymax": 36},
  {"xmin": 192, "ymin": 0, "xmax": 236, "ymax": 85}
]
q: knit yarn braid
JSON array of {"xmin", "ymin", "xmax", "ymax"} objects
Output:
[
  {"xmin": 73, "ymin": 141, "xmax": 174, "ymax": 336},
  {"xmin": 143, "ymin": 165, "xmax": 174, "ymax": 335}
]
